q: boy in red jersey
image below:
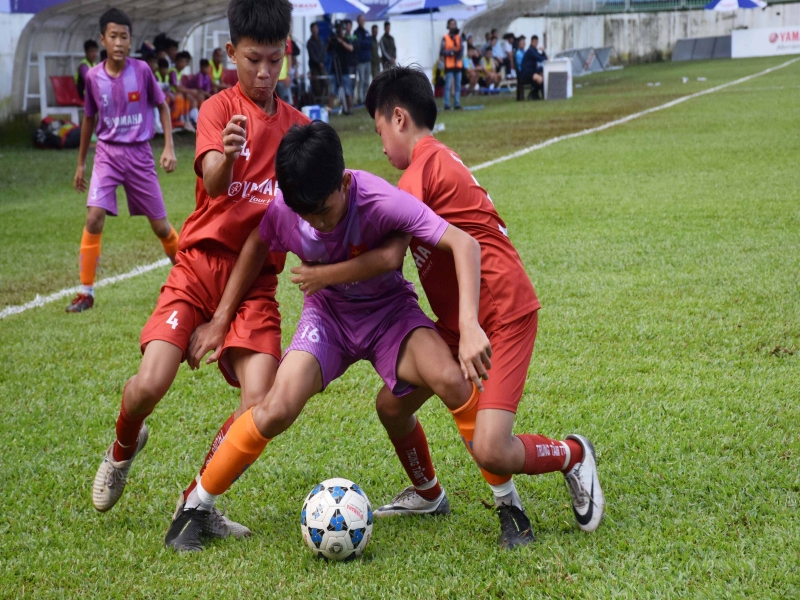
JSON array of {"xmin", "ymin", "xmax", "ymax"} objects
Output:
[
  {"xmin": 295, "ymin": 66, "xmax": 605, "ymax": 548},
  {"xmin": 90, "ymin": 0, "xmax": 309, "ymax": 549}
]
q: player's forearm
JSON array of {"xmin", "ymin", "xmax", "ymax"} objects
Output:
[
  {"xmin": 77, "ymin": 116, "xmax": 96, "ymax": 166},
  {"xmin": 158, "ymin": 103, "xmax": 174, "ymax": 150},
  {"xmin": 314, "ymin": 233, "xmax": 411, "ymax": 286},
  {"xmin": 203, "ymin": 151, "xmax": 236, "ymax": 198},
  {"xmin": 437, "ymin": 225, "xmax": 482, "ymax": 325},
  {"xmin": 212, "ymin": 228, "xmax": 267, "ymax": 327}
]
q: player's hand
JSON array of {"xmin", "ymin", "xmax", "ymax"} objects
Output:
[
  {"xmin": 222, "ymin": 115, "xmax": 247, "ymax": 163},
  {"xmin": 457, "ymin": 321, "xmax": 492, "ymax": 392},
  {"xmin": 160, "ymin": 148, "xmax": 177, "ymax": 173},
  {"xmin": 187, "ymin": 319, "xmax": 227, "ymax": 370},
  {"xmin": 290, "ymin": 262, "xmax": 329, "ymax": 296},
  {"xmin": 74, "ymin": 165, "xmax": 87, "ymax": 192}
]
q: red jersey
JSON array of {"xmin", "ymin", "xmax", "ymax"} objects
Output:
[
  {"xmin": 398, "ymin": 135, "xmax": 540, "ymax": 333},
  {"xmin": 180, "ymin": 83, "xmax": 310, "ymax": 271}
]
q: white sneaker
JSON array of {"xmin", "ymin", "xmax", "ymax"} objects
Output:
[
  {"xmin": 92, "ymin": 424, "xmax": 149, "ymax": 512},
  {"xmin": 373, "ymin": 485, "xmax": 451, "ymax": 518},
  {"xmin": 563, "ymin": 434, "xmax": 605, "ymax": 532},
  {"xmin": 173, "ymin": 480, "xmax": 252, "ymax": 539}
]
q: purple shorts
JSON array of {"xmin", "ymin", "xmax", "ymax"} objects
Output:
[
  {"xmin": 285, "ymin": 290, "xmax": 435, "ymax": 396},
  {"xmin": 87, "ymin": 140, "xmax": 167, "ymax": 220}
]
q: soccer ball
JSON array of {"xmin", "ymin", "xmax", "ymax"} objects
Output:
[{"xmin": 301, "ymin": 477, "xmax": 373, "ymax": 561}]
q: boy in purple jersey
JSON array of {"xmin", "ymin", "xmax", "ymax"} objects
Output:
[
  {"xmin": 165, "ymin": 121, "xmax": 493, "ymax": 551},
  {"xmin": 68, "ymin": 8, "xmax": 179, "ymax": 313}
]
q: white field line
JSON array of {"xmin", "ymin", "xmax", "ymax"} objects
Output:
[
  {"xmin": 469, "ymin": 56, "xmax": 800, "ymax": 173},
  {"xmin": 0, "ymin": 258, "xmax": 171, "ymax": 320},
  {"xmin": 2, "ymin": 57, "xmax": 798, "ymax": 321}
]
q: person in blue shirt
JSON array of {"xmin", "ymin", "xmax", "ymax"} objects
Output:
[
  {"xmin": 520, "ymin": 35, "xmax": 548, "ymax": 99},
  {"xmin": 514, "ymin": 35, "xmax": 526, "ymax": 74}
]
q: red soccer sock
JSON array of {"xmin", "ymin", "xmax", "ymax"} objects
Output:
[
  {"xmin": 183, "ymin": 412, "xmax": 235, "ymax": 501},
  {"xmin": 517, "ymin": 434, "xmax": 584, "ymax": 475},
  {"xmin": 388, "ymin": 419, "xmax": 442, "ymax": 501},
  {"xmin": 113, "ymin": 387, "xmax": 151, "ymax": 462}
]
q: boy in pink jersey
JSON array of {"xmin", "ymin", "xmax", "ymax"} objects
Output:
[
  {"xmin": 165, "ymin": 121, "xmax": 493, "ymax": 551},
  {"xmin": 68, "ymin": 8, "xmax": 179, "ymax": 313}
]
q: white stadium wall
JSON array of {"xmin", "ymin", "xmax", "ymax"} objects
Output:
[{"xmin": 505, "ymin": 3, "xmax": 800, "ymax": 63}]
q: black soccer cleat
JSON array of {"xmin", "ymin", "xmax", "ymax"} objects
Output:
[
  {"xmin": 165, "ymin": 507, "xmax": 208, "ymax": 552},
  {"xmin": 496, "ymin": 505, "xmax": 535, "ymax": 550}
]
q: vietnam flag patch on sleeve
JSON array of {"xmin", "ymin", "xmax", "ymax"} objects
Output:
[
  {"xmin": 349, "ymin": 243, "xmax": 368, "ymax": 258},
  {"xmin": 128, "ymin": 91, "xmax": 141, "ymax": 102}
]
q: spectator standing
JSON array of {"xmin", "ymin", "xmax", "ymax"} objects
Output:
[
  {"xmin": 440, "ymin": 18, "xmax": 463, "ymax": 110},
  {"xmin": 276, "ymin": 34, "xmax": 295, "ymax": 104},
  {"xmin": 344, "ymin": 20, "xmax": 359, "ymax": 97},
  {"xmin": 354, "ymin": 15, "xmax": 373, "ymax": 104},
  {"xmin": 371, "ymin": 24, "xmax": 382, "ymax": 79},
  {"xmin": 307, "ymin": 22, "xmax": 328, "ymax": 101},
  {"xmin": 380, "ymin": 21, "xmax": 397, "ymax": 69},
  {"xmin": 521, "ymin": 35, "xmax": 548, "ymax": 99},
  {"xmin": 75, "ymin": 40, "xmax": 99, "ymax": 100},
  {"xmin": 501, "ymin": 33, "xmax": 516, "ymax": 77},
  {"xmin": 328, "ymin": 20, "xmax": 354, "ymax": 114},
  {"xmin": 515, "ymin": 36, "xmax": 526, "ymax": 74}
]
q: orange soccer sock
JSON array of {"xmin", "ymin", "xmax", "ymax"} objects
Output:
[
  {"xmin": 448, "ymin": 384, "xmax": 512, "ymax": 487},
  {"xmin": 183, "ymin": 412, "xmax": 235, "ymax": 501},
  {"xmin": 79, "ymin": 228, "xmax": 102, "ymax": 292},
  {"xmin": 200, "ymin": 408, "xmax": 270, "ymax": 496},
  {"xmin": 160, "ymin": 226, "xmax": 179, "ymax": 262}
]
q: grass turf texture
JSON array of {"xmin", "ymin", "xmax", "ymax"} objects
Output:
[{"xmin": 1, "ymin": 57, "xmax": 798, "ymax": 597}]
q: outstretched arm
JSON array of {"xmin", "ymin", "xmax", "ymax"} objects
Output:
[
  {"xmin": 433, "ymin": 224, "xmax": 492, "ymax": 390},
  {"xmin": 290, "ymin": 232, "xmax": 411, "ymax": 295},
  {"xmin": 186, "ymin": 227, "xmax": 267, "ymax": 368}
]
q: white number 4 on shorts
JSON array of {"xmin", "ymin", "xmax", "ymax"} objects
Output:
[{"xmin": 166, "ymin": 310, "xmax": 179, "ymax": 330}]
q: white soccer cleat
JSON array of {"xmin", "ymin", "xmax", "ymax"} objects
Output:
[
  {"xmin": 563, "ymin": 434, "xmax": 605, "ymax": 532},
  {"xmin": 92, "ymin": 423, "xmax": 149, "ymax": 513},
  {"xmin": 373, "ymin": 486, "xmax": 451, "ymax": 518},
  {"xmin": 173, "ymin": 483, "xmax": 252, "ymax": 539}
]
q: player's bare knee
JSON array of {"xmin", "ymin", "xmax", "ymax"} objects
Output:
[
  {"xmin": 85, "ymin": 210, "xmax": 105, "ymax": 234},
  {"xmin": 150, "ymin": 218, "xmax": 171, "ymax": 238},
  {"xmin": 239, "ymin": 386, "xmax": 267, "ymax": 412},
  {"xmin": 125, "ymin": 374, "xmax": 167, "ymax": 414},
  {"xmin": 432, "ymin": 365, "xmax": 470, "ymax": 411},
  {"xmin": 472, "ymin": 437, "xmax": 514, "ymax": 475},
  {"xmin": 375, "ymin": 394, "xmax": 405, "ymax": 427}
]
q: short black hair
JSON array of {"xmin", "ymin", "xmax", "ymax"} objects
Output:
[
  {"xmin": 365, "ymin": 65, "xmax": 436, "ymax": 131},
  {"xmin": 275, "ymin": 122, "xmax": 345, "ymax": 215},
  {"xmin": 84, "ymin": 39, "xmax": 99, "ymax": 52},
  {"xmin": 384, "ymin": 21, "xmax": 391, "ymax": 27},
  {"xmin": 99, "ymin": 8, "xmax": 132, "ymax": 35},
  {"xmin": 167, "ymin": 39, "xmax": 179, "ymax": 50},
  {"xmin": 200, "ymin": 58, "xmax": 210, "ymax": 68},
  {"xmin": 144, "ymin": 53, "xmax": 157, "ymax": 63},
  {"xmin": 532, "ymin": 35, "xmax": 539, "ymax": 40},
  {"xmin": 176, "ymin": 50, "xmax": 192, "ymax": 61},
  {"xmin": 157, "ymin": 58, "xmax": 169, "ymax": 69},
  {"xmin": 227, "ymin": 0, "xmax": 292, "ymax": 46}
]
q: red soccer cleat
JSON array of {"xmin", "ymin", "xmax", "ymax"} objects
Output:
[{"xmin": 66, "ymin": 293, "xmax": 94, "ymax": 313}]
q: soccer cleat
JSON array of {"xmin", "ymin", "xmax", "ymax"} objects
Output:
[
  {"xmin": 173, "ymin": 488, "xmax": 252, "ymax": 539},
  {"xmin": 496, "ymin": 505, "xmax": 535, "ymax": 550},
  {"xmin": 91, "ymin": 424, "xmax": 149, "ymax": 512},
  {"xmin": 66, "ymin": 293, "xmax": 94, "ymax": 313},
  {"xmin": 372, "ymin": 486, "xmax": 451, "ymax": 518},
  {"xmin": 165, "ymin": 507, "xmax": 207, "ymax": 552},
  {"xmin": 563, "ymin": 434, "xmax": 605, "ymax": 532}
]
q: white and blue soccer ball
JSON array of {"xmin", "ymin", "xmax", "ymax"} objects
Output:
[{"xmin": 301, "ymin": 477, "xmax": 373, "ymax": 561}]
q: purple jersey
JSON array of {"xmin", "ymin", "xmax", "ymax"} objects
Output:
[
  {"xmin": 84, "ymin": 58, "xmax": 165, "ymax": 143},
  {"xmin": 259, "ymin": 169, "xmax": 449, "ymax": 304}
]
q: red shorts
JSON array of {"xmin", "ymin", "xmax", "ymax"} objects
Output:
[
  {"xmin": 436, "ymin": 310, "xmax": 538, "ymax": 413},
  {"xmin": 140, "ymin": 247, "xmax": 282, "ymax": 387}
]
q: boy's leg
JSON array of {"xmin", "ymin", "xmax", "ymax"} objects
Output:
[
  {"xmin": 68, "ymin": 142, "xmax": 123, "ymax": 312},
  {"xmin": 469, "ymin": 311, "xmax": 604, "ymax": 536},
  {"xmin": 122, "ymin": 142, "xmax": 178, "ymax": 264},
  {"xmin": 92, "ymin": 340, "xmax": 183, "ymax": 512},
  {"xmin": 168, "ymin": 351, "xmax": 323, "ymax": 551},
  {"xmin": 371, "ymin": 326, "xmax": 472, "ymax": 517}
]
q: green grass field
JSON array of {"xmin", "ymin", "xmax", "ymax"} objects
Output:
[{"xmin": 1, "ymin": 57, "xmax": 799, "ymax": 598}]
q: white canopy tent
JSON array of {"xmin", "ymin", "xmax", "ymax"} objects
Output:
[{"xmin": 10, "ymin": 0, "xmax": 231, "ymax": 114}]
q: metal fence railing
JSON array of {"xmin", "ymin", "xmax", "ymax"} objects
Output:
[{"xmin": 531, "ymin": 0, "xmax": 723, "ymax": 15}]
